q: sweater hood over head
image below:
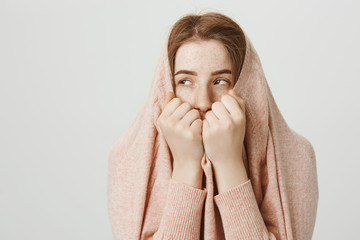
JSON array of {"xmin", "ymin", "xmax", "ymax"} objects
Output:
[{"xmin": 107, "ymin": 25, "xmax": 319, "ymax": 240}]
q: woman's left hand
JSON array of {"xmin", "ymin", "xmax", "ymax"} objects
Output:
[{"xmin": 202, "ymin": 89, "xmax": 246, "ymax": 168}]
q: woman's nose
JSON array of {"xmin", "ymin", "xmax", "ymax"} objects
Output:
[{"xmin": 192, "ymin": 87, "xmax": 213, "ymax": 118}]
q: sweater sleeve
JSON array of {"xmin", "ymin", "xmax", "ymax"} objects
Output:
[
  {"xmin": 153, "ymin": 178, "xmax": 207, "ymax": 240},
  {"xmin": 213, "ymin": 179, "xmax": 277, "ymax": 240}
]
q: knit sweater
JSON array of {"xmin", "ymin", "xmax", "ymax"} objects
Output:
[
  {"xmin": 153, "ymin": 177, "xmax": 270, "ymax": 239},
  {"xmin": 107, "ymin": 28, "xmax": 319, "ymax": 240}
]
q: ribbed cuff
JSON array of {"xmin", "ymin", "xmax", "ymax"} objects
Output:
[
  {"xmin": 155, "ymin": 178, "xmax": 207, "ymax": 240},
  {"xmin": 213, "ymin": 179, "xmax": 268, "ymax": 239}
]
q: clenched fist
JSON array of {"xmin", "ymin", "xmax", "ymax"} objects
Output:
[
  {"xmin": 202, "ymin": 89, "xmax": 246, "ymax": 168},
  {"xmin": 157, "ymin": 91, "xmax": 204, "ymax": 169}
]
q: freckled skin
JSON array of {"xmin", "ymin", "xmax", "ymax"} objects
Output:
[
  {"xmin": 174, "ymin": 39, "xmax": 234, "ymax": 119},
  {"xmin": 170, "ymin": 39, "xmax": 248, "ymax": 192}
]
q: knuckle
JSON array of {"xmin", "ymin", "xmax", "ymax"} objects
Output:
[
  {"xmin": 223, "ymin": 119, "xmax": 233, "ymax": 129},
  {"xmin": 174, "ymin": 126, "xmax": 181, "ymax": 133},
  {"xmin": 205, "ymin": 111, "xmax": 211, "ymax": 118},
  {"xmin": 184, "ymin": 130, "xmax": 194, "ymax": 139},
  {"xmin": 212, "ymin": 102, "xmax": 219, "ymax": 108},
  {"xmin": 183, "ymin": 102, "xmax": 191, "ymax": 108},
  {"xmin": 181, "ymin": 102, "xmax": 192, "ymax": 112},
  {"xmin": 188, "ymin": 131, "xmax": 199, "ymax": 141},
  {"xmin": 173, "ymin": 97, "xmax": 182, "ymax": 105},
  {"xmin": 168, "ymin": 118, "xmax": 176, "ymax": 127},
  {"xmin": 157, "ymin": 117, "xmax": 163, "ymax": 126},
  {"xmin": 233, "ymin": 112, "xmax": 243, "ymax": 122},
  {"xmin": 190, "ymin": 109, "xmax": 200, "ymax": 116}
]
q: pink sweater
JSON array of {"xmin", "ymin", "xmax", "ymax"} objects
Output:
[
  {"xmin": 107, "ymin": 30, "xmax": 319, "ymax": 240},
  {"xmin": 153, "ymin": 174, "xmax": 273, "ymax": 239}
]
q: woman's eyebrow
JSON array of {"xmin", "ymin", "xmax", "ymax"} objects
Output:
[{"xmin": 175, "ymin": 69, "xmax": 232, "ymax": 76}]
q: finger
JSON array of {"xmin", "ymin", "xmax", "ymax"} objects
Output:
[
  {"xmin": 172, "ymin": 102, "xmax": 193, "ymax": 121},
  {"xmin": 162, "ymin": 97, "xmax": 183, "ymax": 118},
  {"xmin": 211, "ymin": 101, "xmax": 231, "ymax": 121},
  {"xmin": 228, "ymin": 89, "xmax": 246, "ymax": 113},
  {"xmin": 190, "ymin": 118, "xmax": 202, "ymax": 133},
  {"xmin": 220, "ymin": 91, "xmax": 243, "ymax": 117},
  {"xmin": 182, "ymin": 109, "xmax": 201, "ymax": 127},
  {"xmin": 202, "ymin": 118, "xmax": 209, "ymax": 133},
  {"xmin": 204, "ymin": 110, "xmax": 218, "ymax": 126},
  {"xmin": 161, "ymin": 91, "xmax": 175, "ymax": 111}
]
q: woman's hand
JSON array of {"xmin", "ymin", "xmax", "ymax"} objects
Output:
[
  {"xmin": 202, "ymin": 89, "xmax": 246, "ymax": 168},
  {"xmin": 157, "ymin": 91, "xmax": 204, "ymax": 188}
]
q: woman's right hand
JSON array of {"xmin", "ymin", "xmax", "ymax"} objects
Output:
[{"xmin": 157, "ymin": 91, "xmax": 204, "ymax": 173}]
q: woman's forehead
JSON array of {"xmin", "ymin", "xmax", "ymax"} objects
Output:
[{"xmin": 174, "ymin": 39, "xmax": 232, "ymax": 72}]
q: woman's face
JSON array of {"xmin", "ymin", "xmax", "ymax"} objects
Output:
[{"xmin": 174, "ymin": 39, "xmax": 234, "ymax": 120}]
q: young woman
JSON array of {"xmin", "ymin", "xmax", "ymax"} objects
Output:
[{"xmin": 108, "ymin": 12, "xmax": 318, "ymax": 240}]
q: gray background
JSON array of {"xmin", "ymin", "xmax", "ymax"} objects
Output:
[{"xmin": 1, "ymin": 0, "xmax": 359, "ymax": 239}]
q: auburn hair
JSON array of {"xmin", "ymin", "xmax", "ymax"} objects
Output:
[{"xmin": 167, "ymin": 11, "xmax": 246, "ymax": 89}]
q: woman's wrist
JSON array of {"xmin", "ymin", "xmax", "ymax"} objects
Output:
[
  {"xmin": 212, "ymin": 158, "xmax": 248, "ymax": 194},
  {"xmin": 172, "ymin": 160, "xmax": 203, "ymax": 189}
]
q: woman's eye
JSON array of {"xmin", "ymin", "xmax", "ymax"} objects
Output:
[
  {"xmin": 214, "ymin": 79, "xmax": 229, "ymax": 85},
  {"xmin": 179, "ymin": 79, "xmax": 191, "ymax": 85}
]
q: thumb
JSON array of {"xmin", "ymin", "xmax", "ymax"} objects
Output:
[{"xmin": 162, "ymin": 91, "xmax": 175, "ymax": 111}]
